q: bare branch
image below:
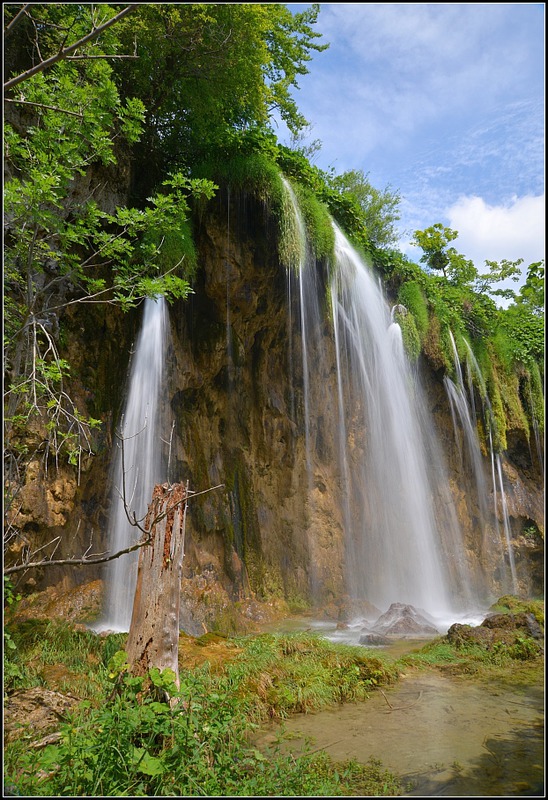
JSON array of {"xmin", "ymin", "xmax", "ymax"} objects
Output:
[
  {"xmin": 4, "ymin": 97, "xmax": 84, "ymax": 118},
  {"xmin": 4, "ymin": 480, "xmax": 225, "ymax": 577},
  {"xmin": 4, "ymin": 4, "xmax": 31, "ymax": 37},
  {"xmin": 4, "ymin": 5, "xmax": 139, "ymax": 91},
  {"xmin": 4, "ymin": 535, "xmax": 154, "ymax": 575},
  {"xmin": 65, "ymin": 54, "xmax": 138, "ymax": 61}
]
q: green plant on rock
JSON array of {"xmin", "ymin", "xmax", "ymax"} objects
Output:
[
  {"xmin": 293, "ymin": 182, "xmax": 335, "ymax": 263},
  {"xmin": 521, "ymin": 362, "xmax": 544, "ymax": 437},
  {"xmin": 489, "ymin": 595, "xmax": 544, "ymax": 626},
  {"xmin": 3, "ymin": 577, "xmax": 23, "ymax": 693},
  {"xmin": 397, "ymin": 281, "xmax": 429, "ymax": 341},
  {"xmin": 394, "ymin": 308, "xmax": 421, "ymax": 362}
]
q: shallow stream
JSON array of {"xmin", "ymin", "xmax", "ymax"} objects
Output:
[{"xmin": 255, "ymin": 621, "xmax": 544, "ymax": 796}]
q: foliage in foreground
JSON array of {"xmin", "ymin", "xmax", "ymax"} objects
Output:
[
  {"xmin": 4, "ymin": 599, "xmax": 543, "ymax": 794},
  {"xmin": 4, "ymin": 626, "xmax": 401, "ymax": 797}
]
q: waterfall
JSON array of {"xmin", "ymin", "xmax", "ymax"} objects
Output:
[
  {"xmin": 329, "ymin": 226, "xmax": 478, "ymax": 622},
  {"xmin": 282, "ymin": 178, "xmax": 332, "ymax": 596},
  {"xmin": 494, "ymin": 450, "xmax": 519, "ymax": 594},
  {"xmin": 96, "ymin": 297, "xmax": 170, "ymax": 632},
  {"xmin": 445, "ymin": 334, "xmax": 493, "ymax": 559},
  {"xmin": 281, "ymin": 178, "xmax": 313, "ymax": 475},
  {"xmin": 278, "ymin": 177, "xmax": 486, "ymax": 624},
  {"xmin": 445, "ymin": 332, "xmax": 517, "ymax": 595}
]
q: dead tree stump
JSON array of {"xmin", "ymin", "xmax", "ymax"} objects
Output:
[{"xmin": 126, "ymin": 481, "xmax": 187, "ymax": 689}]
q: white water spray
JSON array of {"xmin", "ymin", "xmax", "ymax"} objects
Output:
[{"xmin": 96, "ymin": 297, "xmax": 170, "ymax": 632}]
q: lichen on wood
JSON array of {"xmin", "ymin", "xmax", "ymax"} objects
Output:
[{"xmin": 126, "ymin": 482, "xmax": 188, "ymax": 689}]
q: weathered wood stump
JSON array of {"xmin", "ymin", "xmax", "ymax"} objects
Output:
[{"xmin": 126, "ymin": 482, "xmax": 187, "ymax": 689}]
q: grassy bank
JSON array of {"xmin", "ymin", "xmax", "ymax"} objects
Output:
[
  {"xmin": 3, "ymin": 596, "xmax": 543, "ymax": 797},
  {"xmin": 4, "ymin": 623, "xmax": 402, "ymax": 796}
]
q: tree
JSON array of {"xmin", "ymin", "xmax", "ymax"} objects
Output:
[
  {"xmin": 3, "ymin": 4, "xmax": 138, "ymax": 90},
  {"xmin": 517, "ymin": 260, "xmax": 544, "ymax": 314},
  {"xmin": 111, "ymin": 3, "xmax": 328, "ymax": 189},
  {"xmin": 496, "ymin": 260, "xmax": 545, "ymax": 369},
  {"xmin": 411, "ymin": 223, "xmax": 477, "ymax": 285},
  {"xmin": 3, "ymin": 4, "xmax": 216, "ymax": 562},
  {"xmin": 329, "ymin": 169, "xmax": 402, "ymax": 249},
  {"xmin": 474, "ymin": 258, "xmax": 523, "ymax": 301},
  {"xmin": 126, "ymin": 482, "xmax": 187, "ymax": 690}
]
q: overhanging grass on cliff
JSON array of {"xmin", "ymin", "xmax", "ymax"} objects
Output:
[{"xmin": 193, "ymin": 153, "xmax": 336, "ymax": 273}]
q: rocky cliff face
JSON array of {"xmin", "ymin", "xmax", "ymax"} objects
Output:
[{"xmin": 9, "ymin": 186, "xmax": 544, "ymax": 627}]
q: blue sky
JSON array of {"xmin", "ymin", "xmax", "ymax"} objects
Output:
[{"xmin": 276, "ymin": 3, "xmax": 545, "ymax": 298}]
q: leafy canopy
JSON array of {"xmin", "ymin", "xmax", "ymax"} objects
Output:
[
  {"xmin": 3, "ymin": 3, "xmax": 216, "ymax": 473},
  {"xmin": 112, "ymin": 3, "xmax": 328, "ymax": 183}
]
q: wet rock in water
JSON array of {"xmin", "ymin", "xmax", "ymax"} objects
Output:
[
  {"xmin": 447, "ymin": 611, "xmax": 544, "ymax": 652},
  {"xmin": 481, "ymin": 612, "xmax": 544, "ymax": 639},
  {"xmin": 359, "ymin": 632, "xmax": 392, "ymax": 646},
  {"xmin": 446, "ymin": 623, "xmax": 494, "ymax": 648},
  {"xmin": 370, "ymin": 603, "xmax": 440, "ymax": 637}
]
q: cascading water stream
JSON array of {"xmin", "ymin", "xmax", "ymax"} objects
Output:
[
  {"xmin": 96, "ymin": 297, "xmax": 171, "ymax": 632},
  {"xmin": 444, "ymin": 334, "xmax": 494, "ymax": 559},
  {"xmin": 329, "ymin": 226, "xmax": 476, "ymax": 621},
  {"xmin": 444, "ymin": 332, "xmax": 517, "ymax": 595},
  {"xmin": 279, "ymin": 176, "xmax": 485, "ymax": 625},
  {"xmin": 495, "ymin": 451, "xmax": 518, "ymax": 593},
  {"xmin": 281, "ymin": 178, "xmax": 314, "ymax": 479}
]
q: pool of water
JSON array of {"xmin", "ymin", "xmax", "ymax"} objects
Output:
[
  {"xmin": 259, "ymin": 609, "xmax": 489, "ymax": 647},
  {"xmin": 255, "ymin": 663, "xmax": 544, "ymax": 796}
]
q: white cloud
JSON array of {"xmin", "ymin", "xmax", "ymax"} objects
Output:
[
  {"xmin": 313, "ymin": 3, "xmax": 543, "ymax": 122},
  {"xmin": 399, "ymin": 194, "xmax": 545, "ymax": 305},
  {"xmin": 446, "ymin": 194, "xmax": 545, "ymax": 271}
]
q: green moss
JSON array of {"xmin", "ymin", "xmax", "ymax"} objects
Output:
[
  {"xmin": 141, "ymin": 216, "xmax": 198, "ymax": 280},
  {"xmin": 292, "ymin": 183, "xmax": 335, "ymax": 263},
  {"xmin": 397, "ymin": 280, "xmax": 429, "ymax": 340},
  {"xmin": 486, "ymin": 347, "xmax": 529, "ymax": 443},
  {"xmin": 522, "ymin": 361, "xmax": 545, "ymax": 437},
  {"xmin": 223, "ymin": 458, "xmax": 264, "ymax": 595},
  {"xmin": 489, "ymin": 594, "xmax": 544, "ymax": 626},
  {"xmin": 395, "ymin": 309, "xmax": 421, "ymax": 361},
  {"xmin": 286, "ymin": 593, "xmax": 311, "ymax": 614},
  {"xmin": 422, "ymin": 313, "xmax": 451, "ymax": 371},
  {"xmin": 278, "ymin": 178, "xmax": 306, "ymax": 271},
  {"xmin": 485, "ymin": 370, "xmax": 507, "ymax": 452}
]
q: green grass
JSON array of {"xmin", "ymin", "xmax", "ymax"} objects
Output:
[
  {"xmin": 4, "ymin": 626, "xmax": 403, "ymax": 797},
  {"xmin": 5, "ymin": 597, "xmax": 542, "ymax": 795}
]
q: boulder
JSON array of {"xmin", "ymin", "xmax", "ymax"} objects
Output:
[
  {"xmin": 4, "ymin": 687, "xmax": 80, "ymax": 744},
  {"xmin": 447, "ymin": 611, "xmax": 544, "ymax": 651},
  {"xmin": 370, "ymin": 603, "xmax": 440, "ymax": 638}
]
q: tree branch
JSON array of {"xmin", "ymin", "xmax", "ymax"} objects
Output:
[
  {"xmin": 4, "ymin": 477, "xmax": 225, "ymax": 576},
  {"xmin": 4, "ymin": 5, "xmax": 139, "ymax": 91},
  {"xmin": 3, "ymin": 4, "xmax": 31, "ymax": 37},
  {"xmin": 4, "ymin": 97, "xmax": 84, "ymax": 118}
]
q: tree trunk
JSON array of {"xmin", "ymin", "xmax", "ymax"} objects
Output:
[{"xmin": 126, "ymin": 481, "xmax": 187, "ymax": 689}]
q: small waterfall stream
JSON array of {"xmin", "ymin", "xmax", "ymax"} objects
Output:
[
  {"xmin": 278, "ymin": 179, "xmax": 488, "ymax": 626},
  {"xmin": 445, "ymin": 332, "xmax": 517, "ymax": 595},
  {"xmin": 96, "ymin": 297, "xmax": 171, "ymax": 632}
]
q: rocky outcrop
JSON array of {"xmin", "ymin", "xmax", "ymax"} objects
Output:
[
  {"xmin": 7, "ymin": 186, "xmax": 544, "ymax": 626},
  {"xmin": 446, "ymin": 612, "xmax": 544, "ymax": 653},
  {"xmin": 4, "ymin": 688, "xmax": 80, "ymax": 744}
]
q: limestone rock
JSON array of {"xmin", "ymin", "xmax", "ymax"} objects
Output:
[
  {"xmin": 4, "ymin": 688, "xmax": 80, "ymax": 744},
  {"xmin": 370, "ymin": 603, "xmax": 440, "ymax": 638}
]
